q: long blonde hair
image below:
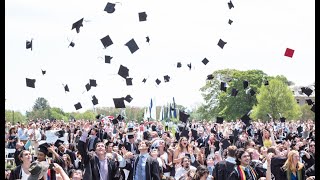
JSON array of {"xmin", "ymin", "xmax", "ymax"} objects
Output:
[
  {"xmin": 177, "ymin": 137, "xmax": 188, "ymax": 152},
  {"xmin": 282, "ymin": 150, "xmax": 304, "ymax": 172}
]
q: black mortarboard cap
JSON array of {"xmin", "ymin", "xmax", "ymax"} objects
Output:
[
  {"xmin": 146, "ymin": 36, "xmax": 150, "ymax": 43},
  {"xmin": 125, "ymin": 38, "xmax": 139, "ymax": 54},
  {"xmin": 54, "ymin": 130, "xmax": 65, "ymax": 138},
  {"xmin": 138, "ymin": 12, "xmax": 147, "ymax": 21},
  {"xmin": 264, "ymin": 80, "xmax": 269, "ymax": 86},
  {"xmin": 54, "ymin": 139, "xmax": 64, "ymax": 148},
  {"xmin": 90, "ymin": 79, "xmax": 97, "ymax": 87},
  {"xmin": 311, "ymin": 104, "xmax": 315, "ymax": 113},
  {"xmin": 41, "ymin": 70, "xmax": 46, "ymax": 75},
  {"xmin": 113, "ymin": 98, "xmax": 126, "ymax": 108},
  {"xmin": 68, "ymin": 41, "xmax": 75, "ymax": 48},
  {"xmin": 301, "ymin": 87, "xmax": 313, "ymax": 97},
  {"xmin": 187, "ymin": 63, "xmax": 192, "ymax": 70},
  {"xmin": 220, "ymin": 82, "xmax": 227, "ymax": 92},
  {"xmin": 280, "ymin": 117, "xmax": 286, "ymax": 122},
  {"xmin": 124, "ymin": 95, "xmax": 133, "ymax": 103},
  {"xmin": 177, "ymin": 62, "xmax": 182, "ymax": 68},
  {"xmin": 112, "ymin": 118, "xmax": 119, "ymax": 124},
  {"xmin": 100, "ymin": 35, "xmax": 113, "ymax": 49},
  {"xmin": 71, "ymin": 18, "xmax": 84, "ymax": 33},
  {"xmin": 306, "ymin": 99, "xmax": 314, "ymax": 105},
  {"xmin": 126, "ymin": 78, "xmax": 133, "ymax": 86},
  {"xmin": 228, "ymin": 19, "xmax": 233, "ymax": 25},
  {"xmin": 243, "ymin": 80, "xmax": 249, "ymax": 89},
  {"xmin": 218, "ymin": 39, "xmax": 227, "ymax": 49},
  {"xmin": 104, "ymin": 2, "xmax": 116, "ymax": 13},
  {"xmin": 156, "ymin": 79, "xmax": 161, "ymax": 85},
  {"xmin": 104, "ymin": 55, "xmax": 112, "ymax": 64},
  {"xmin": 64, "ymin": 85, "xmax": 69, "ymax": 92},
  {"xmin": 231, "ymin": 88, "xmax": 238, "ymax": 96},
  {"xmin": 74, "ymin": 102, "xmax": 82, "ymax": 110},
  {"xmin": 241, "ymin": 113, "xmax": 251, "ymax": 127},
  {"xmin": 207, "ymin": 74, "xmax": 214, "ymax": 80},
  {"xmin": 202, "ymin": 58, "xmax": 209, "ymax": 65},
  {"xmin": 179, "ymin": 110, "xmax": 190, "ymax": 123},
  {"xmin": 222, "ymin": 139, "xmax": 231, "ymax": 150},
  {"xmin": 142, "ymin": 78, "xmax": 147, "ymax": 83},
  {"xmin": 26, "ymin": 39, "xmax": 33, "ymax": 50},
  {"xmin": 249, "ymin": 89, "xmax": 256, "ymax": 96},
  {"xmin": 180, "ymin": 128, "xmax": 189, "ymax": 138},
  {"xmin": 38, "ymin": 144, "xmax": 49, "ymax": 155},
  {"xmin": 228, "ymin": 1, "xmax": 234, "ymax": 9},
  {"xmin": 117, "ymin": 114, "xmax": 125, "ymax": 121},
  {"xmin": 128, "ymin": 134, "xmax": 134, "ymax": 139},
  {"xmin": 164, "ymin": 75, "xmax": 170, "ymax": 82},
  {"xmin": 297, "ymin": 126, "xmax": 303, "ymax": 133},
  {"xmin": 85, "ymin": 83, "xmax": 91, "ymax": 91},
  {"xmin": 92, "ymin": 95, "xmax": 98, "ymax": 105},
  {"xmin": 26, "ymin": 78, "xmax": 36, "ymax": 88},
  {"xmin": 118, "ymin": 65, "xmax": 129, "ymax": 79},
  {"xmin": 216, "ymin": 117, "xmax": 224, "ymax": 124}
]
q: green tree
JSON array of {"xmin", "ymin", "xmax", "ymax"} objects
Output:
[
  {"xmin": 33, "ymin": 97, "xmax": 50, "ymax": 110},
  {"xmin": 251, "ymin": 79, "xmax": 302, "ymax": 121},
  {"xmin": 82, "ymin": 110, "xmax": 95, "ymax": 120},
  {"xmin": 199, "ymin": 69, "xmax": 268, "ymax": 121},
  {"xmin": 50, "ymin": 107, "xmax": 68, "ymax": 121},
  {"xmin": 299, "ymin": 104, "xmax": 315, "ymax": 121},
  {"xmin": 5, "ymin": 110, "xmax": 26, "ymax": 124}
]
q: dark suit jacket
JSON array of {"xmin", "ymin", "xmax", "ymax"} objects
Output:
[
  {"xmin": 124, "ymin": 155, "xmax": 161, "ymax": 180},
  {"xmin": 124, "ymin": 142, "xmax": 138, "ymax": 154},
  {"xmin": 213, "ymin": 160, "xmax": 236, "ymax": 180},
  {"xmin": 87, "ymin": 136, "xmax": 101, "ymax": 151},
  {"xmin": 78, "ymin": 140, "xmax": 118, "ymax": 180}
]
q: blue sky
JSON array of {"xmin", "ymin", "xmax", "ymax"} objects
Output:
[{"xmin": 5, "ymin": 0, "xmax": 315, "ymax": 113}]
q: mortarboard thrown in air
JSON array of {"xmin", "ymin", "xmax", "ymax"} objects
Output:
[
  {"xmin": 85, "ymin": 83, "xmax": 91, "ymax": 91},
  {"xmin": 156, "ymin": 78, "xmax": 161, "ymax": 85},
  {"xmin": 26, "ymin": 78, "xmax": 36, "ymax": 88},
  {"xmin": 202, "ymin": 58, "xmax": 209, "ymax": 65},
  {"xmin": 104, "ymin": 2, "xmax": 116, "ymax": 13},
  {"xmin": 118, "ymin": 65, "xmax": 129, "ymax": 79},
  {"xmin": 164, "ymin": 75, "xmax": 170, "ymax": 82},
  {"xmin": 179, "ymin": 110, "xmax": 190, "ymax": 123},
  {"xmin": 146, "ymin": 36, "xmax": 150, "ymax": 43},
  {"xmin": 41, "ymin": 70, "xmax": 46, "ymax": 75},
  {"xmin": 100, "ymin": 35, "xmax": 113, "ymax": 49},
  {"xmin": 92, "ymin": 95, "xmax": 99, "ymax": 105},
  {"xmin": 218, "ymin": 39, "xmax": 227, "ymax": 49},
  {"xmin": 68, "ymin": 41, "xmax": 75, "ymax": 48},
  {"xmin": 54, "ymin": 130, "xmax": 65, "ymax": 138},
  {"xmin": 247, "ymin": 89, "xmax": 255, "ymax": 96},
  {"xmin": 113, "ymin": 98, "xmax": 126, "ymax": 108},
  {"xmin": 280, "ymin": 117, "xmax": 286, "ymax": 123},
  {"xmin": 26, "ymin": 39, "xmax": 33, "ymax": 50},
  {"xmin": 177, "ymin": 62, "xmax": 182, "ymax": 68},
  {"xmin": 54, "ymin": 139, "xmax": 64, "ymax": 148},
  {"xmin": 125, "ymin": 38, "xmax": 139, "ymax": 54},
  {"xmin": 90, "ymin": 79, "xmax": 97, "ymax": 87},
  {"xmin": 231, "ymin": 88, "xmax": 238, "ymax": 96},
  {"xmin": 301, "ymin": 87, "xmax": 313, "ymax": 97},
  {"xmin": 284, "ymin": 48, "xmax": 295, "ymax": 58},
  {"xmin": 71, "ymin": 18, "xmax": 84, "ymax": 33},
  {"xmin": 74, "ymin": 102, "xmax": 82, "ymax": 110},
  {"xmin": 104, "ymin": 55, "xmax": 112, "ymax": 64},
  {"xmin": 264, "ymin": 80, "xmax": 269, "ymax": 86},
  {"xmin": 220, "ymin": 82, "xmax": 227, "ymax": 92},
  {"xmin": 216, "ymin": 117, "xmax": 224, "ymax": 124},
  {"xmin": 142, "ymin": 78, "xmax": 147, "ymax": 83},
  {"xmin": 306, "ymin": 99, "xmax": 314, "ymax": 105},
  {"xmin": 228, "ymin": 19, "xmax": 233, "ymax": 25},
  {"xmin": 228, "ymin": 1, "xmax": 234, "ymax": 9},
  {"xmin": 207, "ymin": 74, "xmax": 214, "ymax": 80},
  {"xmin": 243, "ymin": 80, "xmax": 249, "ymax": 89},
  {"xmin": 138, "ymin": 12, "xmax": 147, "ymax": 21},
  {"xmin": 126, "ymin": 78, "xmax": 133, "ymax": 86},
  {"xmin": 187, "ymin": 63, "xmax": 192, "ymax": 70},
  {"xmin": 124, "ymin": 95, "xmax": 133, "ymax": 103},
  {"xmin": 241, "ymin": 111, "xmax": 252, "ymax": 127},
  {"xmin": 311, "ymin": 104, "xmax": 315, "ymax": 113},
  {"xmin": 64, "ymin": 84, "xmax": 69, "ymax": 92}
]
